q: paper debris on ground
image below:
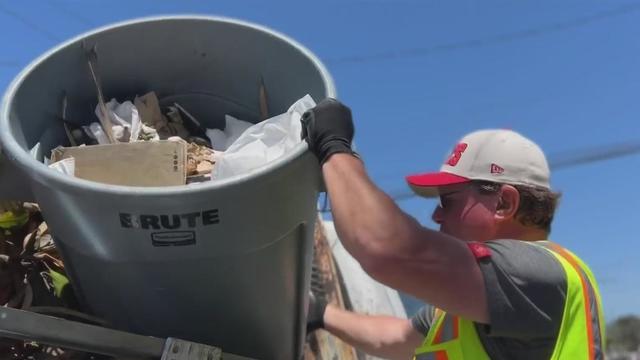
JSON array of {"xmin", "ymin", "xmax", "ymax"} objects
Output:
[{"xmin": 50, "ymin": 140, "xmax": 187, "ymax": 186}]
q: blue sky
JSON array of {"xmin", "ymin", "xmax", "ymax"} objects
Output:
[{"xmin": 1, "ymin": 0, "xmax": 638, "ymax": 322}]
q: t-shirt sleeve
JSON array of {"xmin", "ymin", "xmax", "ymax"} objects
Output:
[
  {"xmin": 477, "ymin": 240, "xmax": 567, "ymax": 339},
  {"xmin": 411, "ymin": 304, "xmax": 435, "ymax": 335}
]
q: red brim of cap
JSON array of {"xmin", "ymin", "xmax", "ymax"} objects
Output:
[{"xmin": 405, "ymin": 172, "xmax": 470, "ymax": 197}]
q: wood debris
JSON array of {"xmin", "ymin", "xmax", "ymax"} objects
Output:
[{"xmin": 186, "ymin": 142, "xmax": 215, "ymax": 176}]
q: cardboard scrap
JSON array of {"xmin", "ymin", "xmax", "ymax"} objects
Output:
[
  {"xmin": 50, "ymin": 140, "xmax": 187, "ymax": 187},
  {"xmin": 134, "ymin": 92, "xmax": 165, "ymax": 129},
  {"xmin": 134, "ymin": 92, "xmax": 191, "ymax": 140}
]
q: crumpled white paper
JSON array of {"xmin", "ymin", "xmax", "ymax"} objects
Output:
[
  {"xmin": 211, "ymin": 95, "xmax": 315, "ymax": 180},
  {"xmin": 29, "ymin": 142, "xmax": 41, "ymax": 160},
  {"xmin": 205, "ymin": 128, "xmax": 227, "ymax": 151},
  {"xmin": 206, "ymin": 115, "xmax": 254, "ymax": 151},
  {"xmin": 48, "ymin": 157, "xmax": 75, "ymax": 176},
  {"xmin": 83, "ymin": 122, "xmax": 110, "ymax": 144},
  {"xmin": 87, "ymin": 99, "xmax": 141, "ymax": 143}
]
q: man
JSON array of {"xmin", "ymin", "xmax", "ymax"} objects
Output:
[{"xmin": 301, "ymin": 98, "xmax": 605, "ymax": 359}]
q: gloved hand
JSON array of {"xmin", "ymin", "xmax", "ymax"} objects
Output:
[
  {"xmin": 306, "ymin": 290, "xmax": 328, "ymax": 333},
  {"xmin": 306, "ymin": 262, "xmax": 328, "ymax": 333},
  {"xmin": 301, "ymin": 98, "xmax": 357, "ymax": 165}
]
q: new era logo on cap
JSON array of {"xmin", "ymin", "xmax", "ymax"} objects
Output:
[
  {"xmin": 405, "ymin": 129, "xmax": 551, "ymax": 197},
  {"xmin": 490, "ymin": 163, "xmax": 504, "ymax": 174}
]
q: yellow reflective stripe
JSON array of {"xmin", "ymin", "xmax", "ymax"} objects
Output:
[
  {"xmin": 415, "ymin": 353, "xmax": 437, "ymax": 360},
  {"xmin": 415, "ymin": 313, "xmax": 488, "ymax": 360},
  {"xmin": 433, "ymin": 315, "xmax": 457, "ymax": 344},
  {"xmin": 555, "ymin": 245, "xmax": 605, "ymax": 358},
  {"xmin": 414, "ymin": 312, "xmax": 452, "ymax": 357},
  {"xmin": 564, "ymin": 247, "xmax": 607, "ymax": 354},
  {"xmin": 544, "ymin": 250, "xmax": 588, "ymax": 359},
  {"xmin": 419, "ymin": 309, "xmax": 446, "ymax": 347},
  {"xmin": 415, "ymin": 342, "xmax": 454, "ymax": 356},
  {"xmin": 415, "ymin": 240, "xmax": 605, "ymax": 360},
  {"xmin": 531, "ymin": 242, "xmax": 594, "ymax": 359},
  {"xmin": 414, "ymin": 352, "xmax": 434, "ymax": 360}
]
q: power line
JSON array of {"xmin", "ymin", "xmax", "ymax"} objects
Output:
[
  {"xmin": 0, "ymin": 1, "xmax": 95, "ymax": 70},
  {"xmin": 45, "ymin": 0, "xmax": 96, "ymax": 28},
  {"xmin": 0, "ymin": 61, "xmax": 21, "ymax": 68},
  {"xmin": 319, "ymin": 139, "xmax": 640, "ymax": 211},
  {"xmin": 0, "ymin": 3, "xmax": 61, "ymax": 42},
  {"xmin": 326, "ymin": 2, "xmax": 640, "ymax": 65},
  {"xmin": 388, "ymin": 140, "xmax": 640, "ymax": 202},
  {"xmin": 548, "ymin": 140, "xmax": 640, "ymax": 170}
]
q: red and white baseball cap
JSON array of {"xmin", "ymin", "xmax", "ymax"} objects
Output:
[{"xmin": 406, "ymin": 129, "xmax": 551, "ymax": 197}]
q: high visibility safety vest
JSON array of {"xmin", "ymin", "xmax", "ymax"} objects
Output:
[{"xmin": 413, "ymin": 241, "xmax": 605, "ymax": 360}]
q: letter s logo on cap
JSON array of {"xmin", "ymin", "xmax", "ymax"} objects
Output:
[{"xmin": 446, "ymin": 143, "xmax": 468, "ymax": 166}]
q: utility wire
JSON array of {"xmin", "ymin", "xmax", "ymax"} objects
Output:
[
  {"xmin": 319, "ymin": 139, "xmax": 640, "ymax": 211},
  {"xmin": 548, "ymin": 140, "xmax": 640, "ymax": 170},
  {"xmin": 0, "ymin": 61, "xmax": 21, "ymax": 68},
  {"xmin": 326, "ymin": 2, "xmax": 640, "ymax": 64},
  {"xmin": 45, "ymin": 0, "xmax": 96, "ymax": 28},
  {"xmin": 0, "ymin": 1, "xmax": 96, "ymax": 69},
  {"xmin": 0, "ymin": 3, "xmax": 61, "ymax": 42},
  {"xmin": 386, "ymin": 140, "xmax": 640, "ymax": 202}
]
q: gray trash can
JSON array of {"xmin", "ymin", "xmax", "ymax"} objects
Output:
[{"xmin": 0, "ymin": 16, "xmax": 335, "ymax": 360}]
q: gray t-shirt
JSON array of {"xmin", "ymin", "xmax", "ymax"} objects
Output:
[{"xmin": 411, "ymin": 239, "xmax": 567, "ymax": 360}]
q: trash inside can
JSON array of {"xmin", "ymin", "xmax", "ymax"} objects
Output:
[{"xmin": 0, "ymin": 16, "xmax": 335, "ymax": 360}]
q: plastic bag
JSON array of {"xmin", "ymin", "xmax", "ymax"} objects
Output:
[
  {"xmin": 206, "ymin": 115, "xmax": 254, "ymax": 151},
  {"xmin": 211, "ymin": 95, "xmax": 315, "ymax": 180}
]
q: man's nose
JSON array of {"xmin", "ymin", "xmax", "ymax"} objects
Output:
[{"xmin": 432, "ymin": 205, "xmax": 444, "ymax": 225}]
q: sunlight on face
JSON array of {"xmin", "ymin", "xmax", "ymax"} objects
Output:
[{"xmin": 431, "ymin": 183, "xmax": 501, "ymax": 242}]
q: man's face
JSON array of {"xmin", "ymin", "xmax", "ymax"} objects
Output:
[{"xmin": 431, "ymin": 183, "xmax": 502, "ymax": 242}]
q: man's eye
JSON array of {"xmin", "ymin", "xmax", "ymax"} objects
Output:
[{"xmin": 439, "ymin": 197, "xmax": 451, "ymax": 208}]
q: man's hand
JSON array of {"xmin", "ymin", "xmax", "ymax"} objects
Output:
[{"xmin": 301, "ymin": 98, "xmax": 356, "ymax": 164}]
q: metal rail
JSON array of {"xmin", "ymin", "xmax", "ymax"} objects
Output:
[{"xmin": 0, "ymin": 307, "xmax": 253, "ymax": 360}]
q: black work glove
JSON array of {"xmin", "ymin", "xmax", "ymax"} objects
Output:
[
  {"xmin": 301, "ymin": 98, "xmax": 357, "ymax": 165},
  {"xmin": 306, "ymin": 291, "xmax": 328, "ymax": 333},
  {"xmin": 306, "ymin": 262, "xmax": 328, "ymax": 333}
]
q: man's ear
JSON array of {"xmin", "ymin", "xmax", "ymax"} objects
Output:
[{"xmin": 495, "ymin": 184, "xmax": 520, "ymax": 221}]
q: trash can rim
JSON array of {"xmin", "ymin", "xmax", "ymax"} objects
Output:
[{"xmin": 0, "ymin": 15, "xmax": 336, "ymax": 196}]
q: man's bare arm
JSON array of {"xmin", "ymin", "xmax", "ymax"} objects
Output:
[
  {"xmin": 323, "ymin": 154, "xmax": 489, "ymax": 323},
  {"xmin": 323, "ymin": 304, "xmax": 423, "ymax": 360}
]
